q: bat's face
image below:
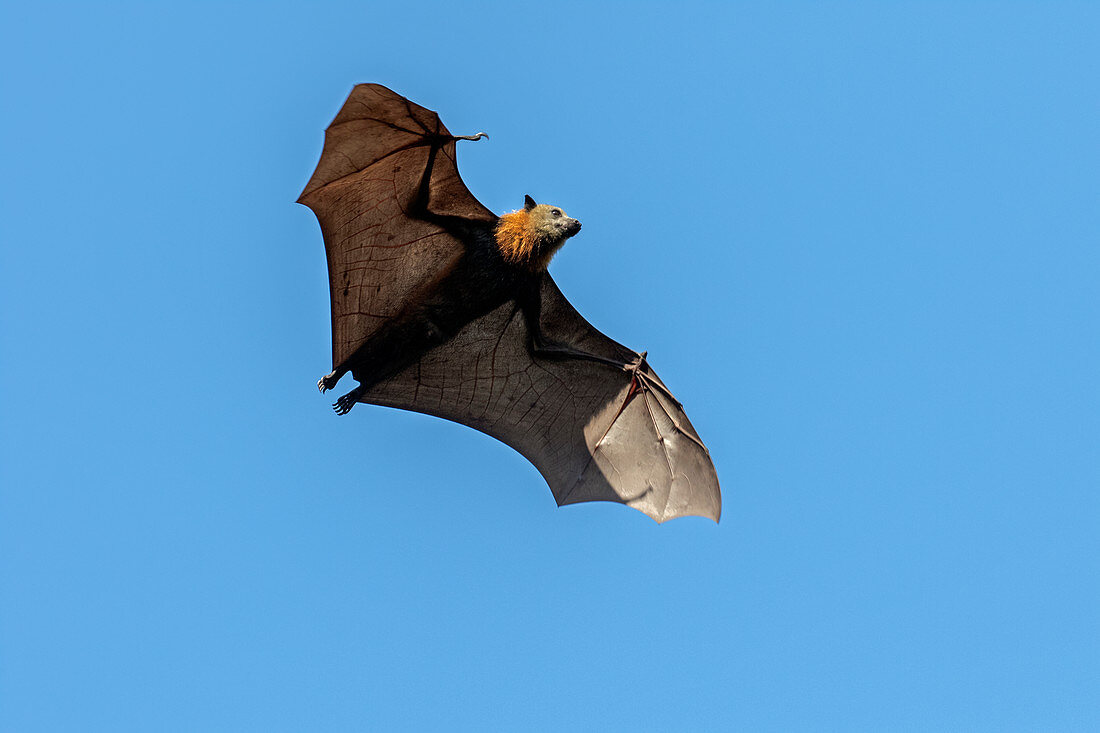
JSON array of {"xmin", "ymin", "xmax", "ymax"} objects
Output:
[
  {"xmin": 496, "ymin": 198, "xmax": 582, "ymax": 268},
  {"xmin": 530, "ymin": 203, "xmax": 582, "ymax": 244}
]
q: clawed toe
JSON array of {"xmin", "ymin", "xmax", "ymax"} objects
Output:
[
  {"xmin": 333, "ymin": 392, "xmax": 358, "ymax": 415},
  {"xmin": 318, "ymin": 372, "xmax": 338, "ymax": 393}
]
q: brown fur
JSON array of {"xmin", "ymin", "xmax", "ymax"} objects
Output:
[{"xmin": 494, "ymin": 210, "xmax": 542, "ymax": 268}]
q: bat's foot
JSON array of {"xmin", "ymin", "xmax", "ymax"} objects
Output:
[
  {"xmin": 318, "ymin": 371, "xmax": 340, "ymax": 393},
  {"xmin": 333, "ymin": 388, "xmax": 362, "ymax": 415}
]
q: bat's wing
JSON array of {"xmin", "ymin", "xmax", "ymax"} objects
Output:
[
  {"xmin": 367, "ymin": 276, "xmax": 722, "ymax": 524},
  {"xmin": 299, "ymin": 84, "xmax": 720, "ymax": 523},
  {"xmin": 297, "ymin": 83, "xmax": 495, "ymax": 368}
]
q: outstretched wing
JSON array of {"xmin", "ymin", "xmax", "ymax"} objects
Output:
[
  {"xmin": 367, "ymin": 276, "xmax": 722, "ymax": 524},
  {"xmin": 299, "ymin": 84, "xmax": 720, "ymax": 523},
  {"xmin": 297, "ymin": 83, "xmax": 494, "ymax": 368}
]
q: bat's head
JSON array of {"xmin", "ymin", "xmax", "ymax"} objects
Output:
[
  {"xmin": 495, "ymin": 194, "xmax": 582, "ymax": 270},
  {"xmin": 523, "ymin": 194, "xmax": 582, "ymax": 242}
]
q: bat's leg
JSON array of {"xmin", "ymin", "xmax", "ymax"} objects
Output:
[
  {"xmin": 318, "ymin": 369, "xmax": 343, "ymax": 393},
  {"xmin": 331, "ymin": 313, "xmax": 451, "ymax": 416},
  {"xmin": 333, "ymin": 386, "xmax": 364, "ymax": 415}
]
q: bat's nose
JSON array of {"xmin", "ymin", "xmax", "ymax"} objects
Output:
[{"xmin": 569, "ymin": 220, "xmax": 582, "ymax": 235}]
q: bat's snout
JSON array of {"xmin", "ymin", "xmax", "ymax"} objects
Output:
[{"xmin": 567, "ymin": 220, "xmax": 582, "ymax": 236}]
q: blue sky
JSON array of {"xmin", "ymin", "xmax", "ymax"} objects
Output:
[{"xmin": 2, "ymin": 2, "xmax": 1097, "ymax": 730}]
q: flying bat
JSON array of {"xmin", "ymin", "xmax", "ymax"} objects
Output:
[{"xmin": 297, "ymin": 84, "xmax": 721, "ymax": 523}]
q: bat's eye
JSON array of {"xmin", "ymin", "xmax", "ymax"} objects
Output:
[{"xmin": 552, "ymin": 209, "xmax": 561, "ymax": 217}]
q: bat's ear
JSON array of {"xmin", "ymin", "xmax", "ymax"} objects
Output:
[{"xmin": 524, "ymin": 194, "xmax": 537, "ymax": 211}]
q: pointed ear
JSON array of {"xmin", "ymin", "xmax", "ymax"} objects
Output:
[{"xmin": 524, "ymin": 194, "xmax": 537, "ymax": 211}]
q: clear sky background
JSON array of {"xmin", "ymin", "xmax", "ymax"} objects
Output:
[{"xmin": 2, "ymin": 2, "xmax": 1097, "ymax": 731}]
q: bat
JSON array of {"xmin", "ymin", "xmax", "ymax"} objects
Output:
[{"xmin": 297, "ymin": 83, "xmax": 721, "ymax": 523}]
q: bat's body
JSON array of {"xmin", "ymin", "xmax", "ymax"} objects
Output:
[
  {"xmin": 318, "ymin": 215, "xmax": 531, "ymax": 412},
  {"xmin": 319, "ymin": 169, "xmax": 597, "ymax": 413},
  {"xmin": 299, "ymin": 84, "xmax": 721, "ymax": 523}
]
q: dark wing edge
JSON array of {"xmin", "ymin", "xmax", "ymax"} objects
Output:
[
  {"xmin": 297, "ymin": 82, "xmax": 494, "ymax": 221},
  {"xmin": 363, "ymin": 275, "xmax": 722, "ymax": 524},
  {"xmin": 296, "ymin": 83, "xmax": 496, "ymax": 368},
  {"xmin": 537, "ymin": 278, "xmax": 722, "ymax": 524}
]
